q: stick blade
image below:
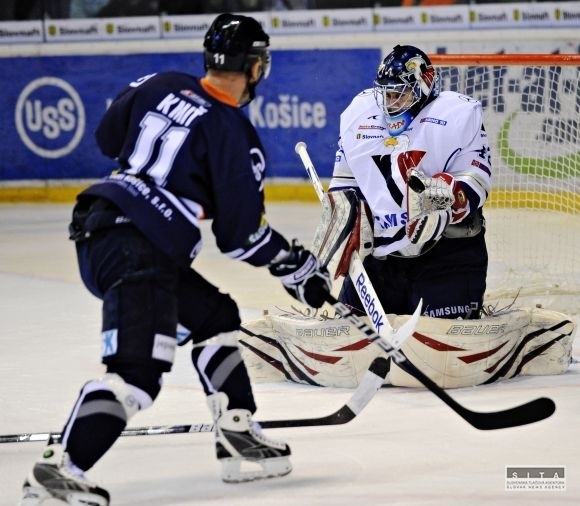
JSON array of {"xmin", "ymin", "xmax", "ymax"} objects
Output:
[
  {"xmin": 465, "ymin": 397, "xmax": 556, "ymax": 431},
  {"xmin": 260, "ymin": 357, "xmax": 389, "ymax": 429},
  {"xmin": 390, "ymin": 297, "xmax": 422, "ymax": 348}
]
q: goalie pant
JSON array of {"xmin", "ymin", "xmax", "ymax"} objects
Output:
[{"xmin": 339, "ymin": 228, "xmax": 487, "ymax": 320}]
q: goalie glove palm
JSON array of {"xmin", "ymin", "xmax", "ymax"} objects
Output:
[
  {"xmin": 269, "ymin": 242, "xmax": 331, "ymax": 308},
  {"xmin": 408, "ymin": 169, "xmax": 469, "ymax": 222},
  {"xmin": 406, "ymin": 169, "xmax": 454, "ymax": 245}
]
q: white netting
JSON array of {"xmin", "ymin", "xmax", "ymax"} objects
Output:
[{"xmin": 432, "ymin": 55, "xmax": 580, "ymax": 313}]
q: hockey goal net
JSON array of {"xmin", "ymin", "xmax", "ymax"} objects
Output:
[{"xmin": 430, "ymin": 54, "xmax": 580, "ymax": 314}]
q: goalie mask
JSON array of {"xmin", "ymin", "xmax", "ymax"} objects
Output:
[
  {"xmin": 203, "ymin": 13, "xmax": 271, "ymax": 107},
  {"xmin": 374, "ymin": 45, "xmax": 440, "ymax": 136}
]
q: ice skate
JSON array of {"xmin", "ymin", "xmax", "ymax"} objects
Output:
[
  {"xmin": 209, "ymin": 393, "xmax": 292, "ymax": 483},
  {"xmin": 20, "ymin": 442, "xmax": 109, "ymax": 506}
]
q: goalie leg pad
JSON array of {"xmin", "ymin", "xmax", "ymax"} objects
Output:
[
  {"xmin": 239, "ymin": 311, "xmax": 385, "ymax": 388},
  {"xmin": 238, "ymin": 307, "xmax": 575, "ymax": 389},
  {"xmin": 502, "ymin": 307, "xmax": 576, "ymax": 378},
  {"xmin": 389, "ymin": 307, "xmax": 576, "ymax": 388}
]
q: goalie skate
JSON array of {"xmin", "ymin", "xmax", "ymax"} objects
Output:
[
  {"xmin": 209, "ymin": 393, "xmax": 292, "ymax": 483},
  {"xmin": 20, "ymin": 443, "xmax": 109, "ymax": 506}
]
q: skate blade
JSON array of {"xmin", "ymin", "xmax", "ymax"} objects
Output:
[
  {"xmin": 221, "ymin": 456, "xmax": 292, "ymax": 483},
  {"xmin": 20, "ymin": 486, "xmax": 108, "ymax": 506},
  {"xmin": 20, "ymin": 485, "xmax": 51, "ymax": 506}
]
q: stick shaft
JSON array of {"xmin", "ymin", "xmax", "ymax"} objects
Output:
[
  {"xmin": 295, "ymin": 141, "xmax": 325, "ymax": 201},
  {"xmin": 0, "ymin": 357, "xmax": 390, "ymax": 444}
]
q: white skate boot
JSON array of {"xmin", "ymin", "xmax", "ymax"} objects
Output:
[
  {"xmin": 20, "ymin": 442, "xmax": 109, "ymax": 506},
  {"xmin": 208, "ymin": 393, "xmax": 292, "ymax": 483}
]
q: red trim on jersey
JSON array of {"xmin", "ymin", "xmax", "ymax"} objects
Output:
[{"xmin": 397, "ymin": 150, "xmax": 426, "ymax": 181}]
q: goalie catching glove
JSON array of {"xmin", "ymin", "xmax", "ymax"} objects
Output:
[
  {"xmin": 269, "ymin": 241, "xmax": 331, "ymax": 308},
  {"xmin": 406, "ymin": 169, "xmax": 468, "ymax": 245}
]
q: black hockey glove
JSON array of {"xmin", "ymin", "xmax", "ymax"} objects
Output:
[{"xmin": 269, "ymin": 241, "xmax": 331, "ymax": 308}]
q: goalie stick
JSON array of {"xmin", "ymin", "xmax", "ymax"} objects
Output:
[
  {"xmin": 295, "ymin": 140, "xmax": 421, "ymax": 348},
  {"xmin": 0, "ymin": 356, "xmax": 390, "ymax": 444}
]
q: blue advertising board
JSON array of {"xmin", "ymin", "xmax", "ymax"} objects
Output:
[{"xmin": 1, "ymin": 48, "xmax": 380, "ymax": 181}]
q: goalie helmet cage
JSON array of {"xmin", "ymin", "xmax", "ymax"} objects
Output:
[{"xmin": 429, "ymin": 54, "xmax": 580, "ymax": 314}]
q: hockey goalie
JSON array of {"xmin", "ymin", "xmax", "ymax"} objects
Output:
[{"xmin": 238, "ymin": 44, "xmax": 577, "ymax": 389}]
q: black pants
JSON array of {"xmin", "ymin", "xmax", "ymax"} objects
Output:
[
  {"xmin": 75, "ymin": 224, "xmax": 241, "ymax": 378},
  {"xmin": 340, "ymin": 231, "xmax": 488, "ymax": 319}
]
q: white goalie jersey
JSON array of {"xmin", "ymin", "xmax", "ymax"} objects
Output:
[{"xmin": 331, "ymin": 89, "xmax": 492, "ymax": 258}]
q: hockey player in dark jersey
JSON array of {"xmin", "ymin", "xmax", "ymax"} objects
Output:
[{"xmin": 20, "ymin": 13, "xmax": 331, "ymax": 505}]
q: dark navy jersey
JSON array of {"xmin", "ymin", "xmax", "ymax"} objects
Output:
[{"xmin": 81, "ymin": 71, "xmax": 289, "ymax": 267}]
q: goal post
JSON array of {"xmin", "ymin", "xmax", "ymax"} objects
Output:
[{"xmin": 429, "ymin": 54, "xmax": 580, "ymax": 313}]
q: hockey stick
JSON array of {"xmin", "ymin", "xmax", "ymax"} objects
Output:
[
  {"xmin": 295, "ymin": 141, "xmax": 421, "ymax": 348},
  {"xmin": 0, "ymin": 356, "xmax": 390, "ymax": 444},
  {"xmin": 328, "ymin": 294, "xmax": 556, "ymax": 430}
]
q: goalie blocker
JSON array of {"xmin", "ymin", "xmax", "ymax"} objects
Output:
[
  {"xmin": 238, "ymin": 306, "xmax": 575, "ymax": 389},
  {"xmin": 311, "ymin": 189, "xmax": 374, "ymax": 279}
]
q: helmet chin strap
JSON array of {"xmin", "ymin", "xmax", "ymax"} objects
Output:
[
  {"xmin": 239, "ymin": 79, "xmax": 256, "ymax": 107},
  {"xmin": 239, "ymin": 63, "xmax": 264, "ymax": 107}
]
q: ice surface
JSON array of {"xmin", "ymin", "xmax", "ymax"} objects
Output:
[{"xmin": 0, "ymin": 203, "xmax": 578, "ymax": 505}]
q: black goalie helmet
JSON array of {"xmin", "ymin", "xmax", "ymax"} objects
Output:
[
  {"xmin": 374, "ymin": 45, "xmax": 440, "ymax": 135},
  {"xmin": 203, "ymin": 13, "xmax": 271, "ymax": 80}
]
